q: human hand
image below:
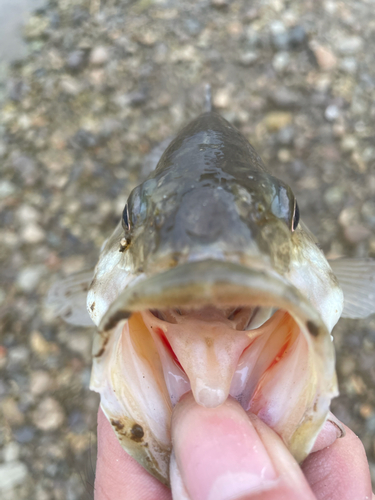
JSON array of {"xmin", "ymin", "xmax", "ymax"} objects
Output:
[{"xmin": 94, "ymin": 392, "xmax": 374, "ymax": 500}]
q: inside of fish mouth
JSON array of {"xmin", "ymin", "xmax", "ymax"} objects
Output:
[{"xmin": 132, "ymin": 303, "xmax": 306, "ymax": 412}]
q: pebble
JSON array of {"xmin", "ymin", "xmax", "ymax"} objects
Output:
[
  {"xmin": 3, "ymin": 442, "xmax": 20, "ymax": 462},
  {"xmin": 12, "ymin": 155, "xmax": 38, "ymax": 186},
  {"xmin": 344, "ymin": 225, "xmax": 372, "ymax": 244},
  {"xmin": 90, "ymin": 46, "xmax": 109, "ymax": 65},
  {"xmin": 0, "ymin": 462, "xmax": 28, "ymax": 491},
  {"xmin": 21, "ymin": 223, "xmax": 45, "ymax": 244},
  {"xmin": 30, "ymin": 370, "xmax": 53, "ymax": 396},
  {"xmin": 213, "ymin": 88, "xmax": 231, "ymax": 108},
  {"xmin": 30, "ymin": 332, "xmax": 59, "ymax": 359},
  {"xmin": 13, "ymin": 427, "xmax": 35, "ymax": 444},
  {"xmin": 336, "ymin": 36, "xmax": 363, "ymax": 55},
  {"xmin": 32, "ymin": 397, "xmax": 64, "ymax": 431},
  {"xmin": 324, "ymin": 185, "xmax": 344, "ymax": 206},
  {"xmin": 277, "ymin": 126, "xmax": 295, "ymax": 145},
  {"xmin": 309, "ymin": 42, "xmax": 337, "ymax": 71},
  {"xmin": 8, "ymin": 346, "xmax": 30, "ymax": 366},
  {"xmin": 341, "ymin": 135, "xmax": 357, "ymax": 152},
  {"xmin": 340, "ymin": 57, "xmax": 358, "ymax": 74},
  {"xmin": 0, "ymin": 180, "xmax": 16, "ymax": 199},
  {"xmin": 272, "ymin": 51, "xmax": 290, "ymax": 72},
  {"xmin": 23, "ymin": 15, "xmax": 49, "ymax": 40},
  {"xmin": 2, "ymin": 398, "xmax": 25, "ymax": 426},
  {"xmin": 16, "ymin": 266, "xmax": 45, "ymax": 293},
  {"xmin": 66, "ymin": 50, "xmax": 86, "ymax": 71},
  {"xmin": 270, "ymin": 88, "xmax": 302, "ymax": 108},
  {"xmin": 263, "ymin": 111, "xmax": 292, "ymax": 132},
  {"xmin": 238, "ymin": 51, "xmax": 258, "ymax": 66},
  {"xmin": 325, "ymin": 104, "xmax": 340, "ymax": 121}
]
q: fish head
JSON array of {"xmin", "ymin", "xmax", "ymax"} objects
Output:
[
  {"xmin": 124, "ymin": 112, "xmax": 297, "ymax": 277},
  {"xmin": 87, "ymin": 112, "xmax": 344, "ymax": 485}
]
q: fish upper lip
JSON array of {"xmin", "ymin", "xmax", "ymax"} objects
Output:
[{"xmin": 97, "ymin": 258, "xmax": 318, "ymax": 335}]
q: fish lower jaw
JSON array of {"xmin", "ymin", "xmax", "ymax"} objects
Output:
[{"xmin": 91, "ymin": 302, "xmax": 335, "ymax": 487}]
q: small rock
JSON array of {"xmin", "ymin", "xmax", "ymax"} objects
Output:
[
  {"xmin": 264, "ymin": 111, "xmax": 292, "ymax": 132},
  {"xmin": 272, "ymin": 51, "xmax": 290, "ymax": 72},
  {"xmin": 32, "ymin": 397, "xmax": 64, "ymax": 431},
  {"xmin": 211, "ymin": 0, "xmax": 229, "ymax": 8},
  {"xmin": 17, "ymin": 266, "xmax": 45, "ymax": 292},
  {"xmin": 340, "ymin": 57, "xmax": 358, "ymax": 74},
  {"xmin": 277, "ymin": 126, "xmax": 295, "ymax": 145},
  {"xmin": 2, "ymin": 398, "xmax": 24, "ymax": 425},
  {"xmin": 288, "ymin": 25, "xmax": 306, "ymax": 49},
  {"xmin": 60, "ymin": 76, "xmax": 83, "ymax": 95},
  {"xmin": 0, "ymin": 180, "xmax": 16, "ymax": 199},
  {"xmin": 324, "ymin": 186, "xmax": 344, "ymax": 206},
  {"xmin": 238, "ymin": 51, "xmax": 258, "ymax": 66},
  {"xmin": 213, "ymin": 88, "xmax": 231, "ymax": 108},
  {"xmin": 183, "ymin": 18, "xmax": 202, "ymax": 36},
  {"xmin": 8, "ymin": 346, "xmax": 29, "ymax": 366},
  {"xmin": 13, "ymin": 426, "xmax": 35, "ymax": 444},
  {"xmin": 309, "ymin": 42, "xmax": 337, "ymax": 71},
  {"xmin": 270, "ymin": 88, "xmax": 302, "ymax": 108},
  {"xmin": 278, "ymin": 149, "xmax": 291, "ymax": 163},
  {"xmin": 66, "ymin": 50, "xmax": 87, "ymax": 71},
  {"xmin": 0, "ymin": 462, "xmax": 28, "ymax": 491},
  {"xmin": 341, "ymin": 136, "xmax": 357, "ymax": 152},
  {"xmin": 3, "ymin": 442, "xmax": 20, "ymax": 462},
  {"xmin": 23, "ymin": 15, "xmax": 49, "ymax": 40},
  {"xmin": 69, "ymin": 129, "xmax": 98, "ymax": 149},
  {"xmin": 89, "ymin": 46, "xmax": 109, "ymax": 65},
  {"xmin": 359, "ymin": 404, "xmax": 374, "ymax": 419},
  {"xmin": 30, "ymin": 331, "xmax": 59, "ymax": 356},
  {"xmin": 30, "ymin": 371, "xmax": 52, "ymax": 396},
  {"xmin": 344, "ymin": 225, "xmax": 371, "ymax": 244},
  {"xmin": 336, "ymin": 36, "xmax": 363, "ymax": 55},
  {"xmin": 325, "ymin": 104, "xmax": 340, "ymax": 121},
  {"xmin": 21, "ymin": 223, "xmax": 45, "ymax": 244},
  {"xmin": 12, "ymin": 155, "xmax": 39, "ymax": 185}
]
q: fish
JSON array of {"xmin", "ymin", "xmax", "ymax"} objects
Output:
[{"xmin": 48, "ymin": 108, "xmax": 375, "ymax": 486}]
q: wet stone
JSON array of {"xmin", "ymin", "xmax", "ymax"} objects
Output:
[
  {"xmin": 238, "ymin": 51, "xmax": 258, "ymax": 66},
  {"xmin": 16, "ymin": 266, "xmax": 45, "ymax": 292},
  {"xmin": 66, "ymin": 50, "xmax": 87, "ymax": 71},
  {"xmin": 32, "ymin": 397, "xmax": 65, "ymax": 431},
  {"xmin": 13, "ymin": 426, "xmax": 35, "ymax": 444},
  {"xmin": 90, "ymin": 46, "xmax": 109, "ymax": 65},
  {"xmin": 336, "ymin": 36, "xmax": 363, "ymax": 55},
  {"xmin": 0, "ymin": 181, "xmax": 16, "ymax": 199},
  {"xmin": 3, "ymin": 442, "xmax": 20, "ymax": 462},
  {"xmin": 0, "ymin": 462, "xmax": 28, "ymax": 491}
]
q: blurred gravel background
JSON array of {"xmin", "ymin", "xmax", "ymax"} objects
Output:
[{"xmin": 0, "ymin": 0, "xmax": 374, "ymax": 498}]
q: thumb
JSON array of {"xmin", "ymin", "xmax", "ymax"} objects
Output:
[{"xmin": 170, "ymin": 392, "xmax": 316, "ymax": 500}]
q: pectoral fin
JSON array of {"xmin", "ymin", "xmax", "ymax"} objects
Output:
[
  {"xmin": 329, "ymin": 258, "xmax": 375, "ymax": 319},
  {"xmin": 46, "ymin": 269, "xmax": 94, "ymax": 326}
]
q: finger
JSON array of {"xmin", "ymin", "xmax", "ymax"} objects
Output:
[
  {"xmin": 95, "ymin": 407, "xmax": 171, "ymax": 500},
  {"xmin": 302, "ymin": 421, "xmax": 373, "ymax": 500},
  {"xmin": 310, "ymin": 412, "xmax": 345, "ymax": 453},
  {"xmin": 171, "ymin": 392, "xmax": 316, "ymax": 500}
]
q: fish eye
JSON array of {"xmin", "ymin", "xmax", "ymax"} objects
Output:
[
  {"xmin": 122, "ymin": 203, "xmax": 130, "ymax": 231},
  {"xmin": 292, "ymin": 200, "xmax": 300, "ymax": 231}
]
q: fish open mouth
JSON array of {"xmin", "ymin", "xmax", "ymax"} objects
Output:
[{"xmin": 90, "ymin": 259, "xmax": 338, "ymax": 485}]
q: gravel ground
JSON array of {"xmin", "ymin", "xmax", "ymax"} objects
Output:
[{"xmin": 0, "ymin": 0, "xmax": 375, "ymax": 498}]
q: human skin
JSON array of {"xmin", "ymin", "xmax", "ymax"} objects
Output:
[{"xmin": 95, "ymin": 393, "xmax": 374, "ymax": 500}]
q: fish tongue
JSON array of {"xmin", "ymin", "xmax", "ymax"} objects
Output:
[{"xmin": 163, "ymin": 319, "xmax": 252, "ymax": 408}]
